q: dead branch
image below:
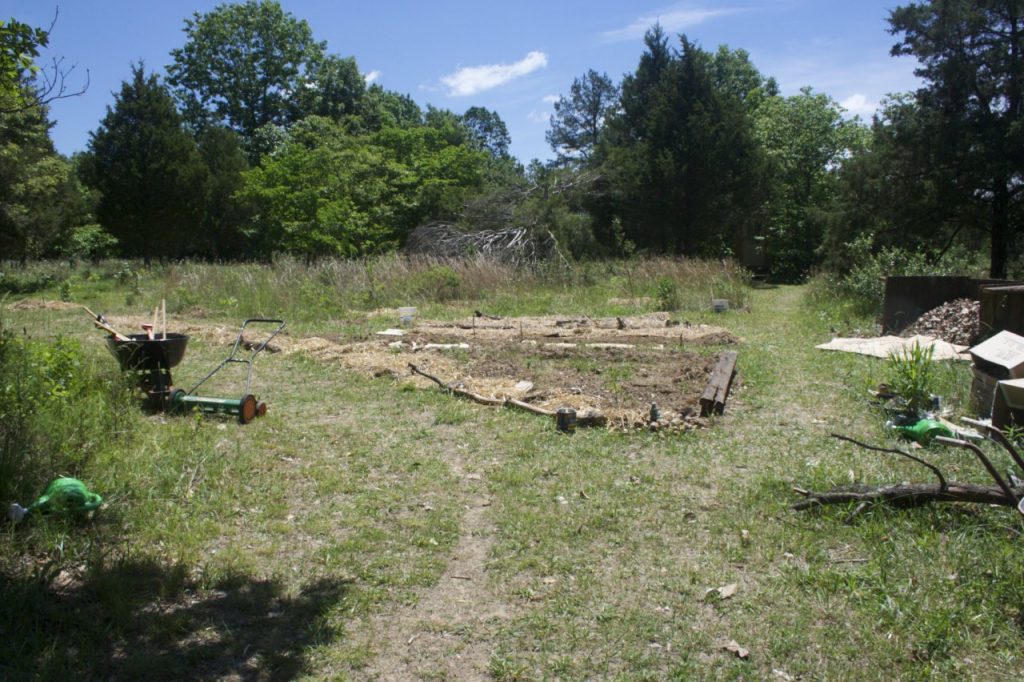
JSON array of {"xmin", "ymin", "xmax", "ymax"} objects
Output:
[
  {"xmin": 961, "ymin": 417, "xmax": 1024, "ymax": 477},
  {"xmin": 794, "ymin": 433, "xmax": 1022, "ymax": 512},
  {"xmin": 935, "ymin": 437, "xmax": 1018, "ymax": 503},
  {"xmin": 408, "ymin": 363, "xmax": 557, "ymax": 417},
  {"xmin": 830, "ymin": 433, "xmax": 947, "ymax": 490},
  {"xmin": 403, "ymin": 222, "xmax": 554, "ymax": 265},
  {"xmin": 792, "ymin": 482, "xmax": 1022, "ymax": 511}
]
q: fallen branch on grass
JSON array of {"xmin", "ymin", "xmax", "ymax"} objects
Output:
[
  {"xmin": 792, "ymin": 481, "xmax": 1023, "ymax": 511},
  {"xmin": 408, "ymin": 363, "xmax": 607, "ymax": 426},
  {"xmin": 793, "ymin": 432, "xmax": 1024, "ymax": 512}
]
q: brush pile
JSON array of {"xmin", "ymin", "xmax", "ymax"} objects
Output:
[
  {"xmin": 903, "ymin": 298, "xmax": 980, "ymax": 346},
  {"xmin": 403, "ymin": 222, "xmax": 552, "ymax": 265}
]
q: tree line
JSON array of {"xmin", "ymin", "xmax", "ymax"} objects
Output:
[{"xmin": 1, "ymin": 0, "xmax": 1021, "ymax": 280}]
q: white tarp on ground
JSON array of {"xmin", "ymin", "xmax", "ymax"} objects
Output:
[{"xmin": 815, "ymin": 334, "xmax": 970, "ymax": 360}]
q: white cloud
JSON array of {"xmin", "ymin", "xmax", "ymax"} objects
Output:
[
  {"xmin": 363, "ymin": 70, "xmax": 381, "ymax": 84},
  {"xmin": 839, "ymin": 93, "xmax": 877, "ymax": 118},
  {"xmin": 752, "ymin": 47, "xmax": 922, "ymax": 120},
  {"xmin": 441, "ymin": 51, "xmax": 548, "ymax": 97},
  {"xmin": 527, "ymin": 110, "xmax": 551, "ymax": 123},
  {"xmin": 602, "ymin": 4, "xmax": 738, "ymax": 42},
  {"xmin": 542, "ymin": 94, "xmax": 560, "ymax": 104}
]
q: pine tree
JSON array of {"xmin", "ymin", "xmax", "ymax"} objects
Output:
[
  {"xmin": 82, "ymin": 64, "xmax": 208, "ymax": 259},
  {"xmin": 600, "ymin": 29, "xmax": 769, "ymax": 256}
]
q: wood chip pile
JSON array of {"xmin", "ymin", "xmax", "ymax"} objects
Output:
[{"xmin": 903, "ymin": 298, "xmax": 980, "ymax": 347}]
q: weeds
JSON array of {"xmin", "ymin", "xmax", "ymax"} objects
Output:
[
  {"xmin": 0, "ymin": 316, "xmax": 134, "ymax": 504},
  {"xmin": 655, "ymin": 276, "xmax": 679, "ymax": 311},
  {"xmin": 886, "ymin": 340, "xmax": 937, "ymax": 416}
]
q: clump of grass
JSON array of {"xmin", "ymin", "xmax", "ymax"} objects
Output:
[
  {"xmin": 655, "ymin": 276, "xmax": 679, "ymax": 311},
  {"xmin": 886, "ymin": 340, "xmax": 937, "ymax": 417},
  {"xmin": 0, "ymin": 261, "xmax": 74, "ymax": 295}
]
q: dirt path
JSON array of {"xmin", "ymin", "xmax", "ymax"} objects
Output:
[{"xmin": 358, "ymin": 450, "xmax": 512, "ymax": 681}]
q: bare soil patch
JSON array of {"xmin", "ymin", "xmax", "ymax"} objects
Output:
[
  {"xmin": 8, "ymin": 298, "xmax": 80, "ymax": 311},
  {"xmin": 109, "ymin": 311, "xmax": 737, "ymax": 431}
]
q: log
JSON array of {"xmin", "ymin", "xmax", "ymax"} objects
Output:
[{"xmin": 700, "ymin": 351, "xmax": 738, "ymax": 417}]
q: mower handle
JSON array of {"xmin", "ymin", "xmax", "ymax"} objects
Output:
[{"xmin": 229, "ymin": 318, "xmax": 286, "ymax": 358}]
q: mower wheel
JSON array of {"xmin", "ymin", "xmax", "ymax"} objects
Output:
[
  {"xmin": 239, "ymin": 394, "xmax": 258, "ymax": 424},
  {"xmin": 168, "ymin": 387, "xmax": 187, "ymax": 412}
]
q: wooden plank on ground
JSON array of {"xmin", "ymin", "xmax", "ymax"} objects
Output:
[{"xmin": 700, "ymin": 351, "xmax": 738, "ymax": 417}]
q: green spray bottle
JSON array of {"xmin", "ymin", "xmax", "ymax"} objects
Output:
[{"xmin": 7, "ymin": 478, "xmax": 103, "ymax": 523}]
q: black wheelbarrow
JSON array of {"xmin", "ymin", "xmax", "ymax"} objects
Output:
[{"xmin": 107, "ymin": 332, "xmax": 190, "ymax": 408}]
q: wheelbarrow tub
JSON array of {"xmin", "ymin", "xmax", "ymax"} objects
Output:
[{"xmin": 106, "ymin": 333, "xmax": 189, "ymax": 371}]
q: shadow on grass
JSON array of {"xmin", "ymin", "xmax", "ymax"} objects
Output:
[{"xmin": 0, "ymin": 556, "xmax": 350, "ymax": 680}]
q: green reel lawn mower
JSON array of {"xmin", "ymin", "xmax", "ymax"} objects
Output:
[{"xmin": 108, "ymin": 318, "xmax": 285, "ymax": 424}]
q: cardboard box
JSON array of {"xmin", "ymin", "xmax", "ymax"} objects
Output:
[
  {"xmin": 992, "ymin": 378, "xmax": 1024, "ymax": 428},
  {"xmin": 969, "ymin": 330, "xmax": 1024, "ymax": 379},
  {"xmin": 971, "ymin": 366, "xmax": 1000, "ymax": 416},
  {"xmin": 999, "ymin": 378, "xmax": 1024, "ymax": 410}
]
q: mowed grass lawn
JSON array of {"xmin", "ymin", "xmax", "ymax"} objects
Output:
[{"xmin": 4, "ymin": 275, "xmax": 1024, "ymax": 681}]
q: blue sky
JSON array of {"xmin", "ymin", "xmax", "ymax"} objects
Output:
[{"xmin": 10, "ymin": 1, "xmax": 922, "ymax": 164}]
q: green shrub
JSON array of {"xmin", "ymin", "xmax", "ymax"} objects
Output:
[
  {"xmin": 813, "ymin": 234, "xmax": 986, "ymax": 317},
  {"xmin": 408, "ymin": 264, "xmax": 461, "ymax": 302},
  {"xmin": 62, "ymin": 224, "xmax": 119, "ymax": 262},
  {"xmin": 654, "ymin": 277, "xmax": 679, "ymax": 311},
  {"xmin": 0, "ymin": 321, "xmax": 133, "ymax": 505}
]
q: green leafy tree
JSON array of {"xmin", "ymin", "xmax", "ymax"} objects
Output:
[
  {"xmin": 195, "ymin": 125, "xmax": 252, "ymax": 258},
  {"xmin": 0, "ymin": 16, "xmax": 48, "ymax": 111},
  {"xmin": 240, "ymin": 117, "xmax": 486, "ymax": 258},
  {"xmin": 353, "ymin": 84, "xmax": 423, "ymax": 133},
  {"xmin": 754, "ymin": 88, "xmax": 865, "ymax": 280},
  {"xmin": 822, "ymin": 94, "xmax": 987, "ymax": 273},
  {"xmin": 295, "ymin": 53, "xmax": 366, "ymax": 122},
  {"xmin": 424, "ymin": 106, "xmax": 470, "ymax": 147},
  {"xmin": 81, "ymin": 64, "xmax": 208, "ymax": 260},
  {"xmin": 462, "ymin": 106, "xmax": 511, "ymax": 158},
  {"xmin": 1, "ymin": 12, "xmax": 87, "ymax": 115},
  {"xmin": 512, "ymin": 161, "xmax": 599, "ymax": 259},
  {"xmin": 886, "ymin": 0, "xmax": 1024, "ymax": 277},
  {"xmin": 709, "ymin": 45, "xmax": 778, "ymax": 108},
  {"xmin": 0, "ymin": 90, "xmax": 88, "ymax": 260},
  {"xmin": 546, "ymin": 69, "xmax": 619, "ymax": 163},
  {"xmin": 167, "ymin": 0, "xmax": 325, "ymax": 141}
]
